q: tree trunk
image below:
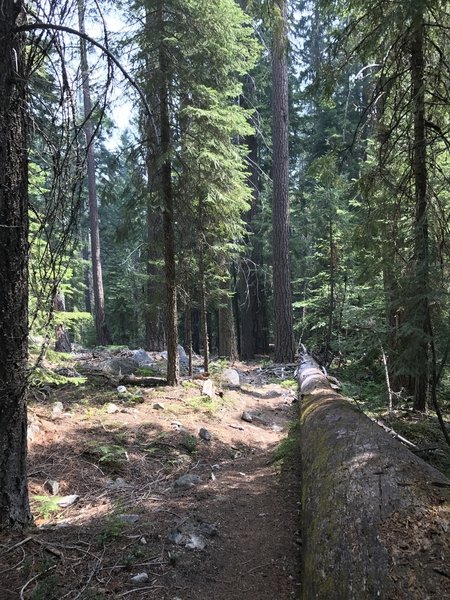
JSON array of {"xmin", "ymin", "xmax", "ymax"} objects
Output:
[
  {"xmin": 410, "ymin": 9, "xmax": 429, "ymax": 411},
  {"xmin": 158, "ymin": 4, "xmax": 179, "ymax": 385},
  {"xmin": 78, "ymin": 0, "xmax": 111, "ymax": 346},
  {"xmin": 271, "ymin": 0, "xmax": 295, "ymax": 363},
  {"xmin": 0, "ymin": 1, "xmax": 32, "ymax": 529},
  {"xmin": 298, "ymin": 354, "xmax": 449, "ymax": 599},
  {"xmin": 199, "ymin": 252, "xmax": 209, "ymax": 374}
]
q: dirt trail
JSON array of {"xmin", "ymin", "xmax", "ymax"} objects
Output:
[{"xmin": 0, "ymin": 366, "xmax": 301, "ymax": 599}]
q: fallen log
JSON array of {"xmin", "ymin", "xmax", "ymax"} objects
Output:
[
  {"xmin": 298, "ymin": 354, "xmax": 450, "ymax": 600},
  {"xmin": 119, "ymin": 374, "xmax": 166, "ymax": 387}
]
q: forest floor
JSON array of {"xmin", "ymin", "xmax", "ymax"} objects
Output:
[{"xmin": 0, "ymin": 355, "xmax": 302, "ymax": 600}]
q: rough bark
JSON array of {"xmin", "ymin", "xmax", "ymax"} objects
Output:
[
  {"xmin": 158, "ymin": 4, "xmax": 179, "ymax": 385},
  {"xmin": 298, "ymin": 354, "xmax": 450, "ymax": 600},
  {"xmin": 271, "ymin": 0, "xmax": 295, "ymax": 363},
  {"xmin": 199, "ymin": 253, "xmax": 209, "ymax": 374},
  {"xmin": 78, "ymin": 0, "xmax": 111, "ymax": 346},
  {"xmin": 0, "ymin": 0, "xmax": 32, "ymax": 529},
  {"xmin": 410, "ymin": 9, "xmax": 429, "ymax": 411}
]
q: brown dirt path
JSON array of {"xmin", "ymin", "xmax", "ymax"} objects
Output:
[{"xmin": 0, "ymin": 365, "xmax": 301, "ymax": 599}]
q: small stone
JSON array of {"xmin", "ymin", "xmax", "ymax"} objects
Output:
[
  {"xmin": 153, "ymin": 402, "xmax": 165, "ymax": 410},
  {"xmin": 130, "ymin": 572, "xmax": 149, "ymax": 584},
  {"xmin": 210, "ymin": 472, "xmax": 216, "ymax": 482},
  {"xmin": 51, "ymin": 402, "xmax": 64, "ymax": 419},
  {"xmin": 44, "ymin": 480, "xmax": 59, "ymax": 495},
  {"xmin": 241, "ymin": 411, "xmax": 253, "ymax": 423},
  {"xmin": 202, "ymin": 379, "xmax": 214, "ymax": 398},
  {"xmin": 117, "ymin": 385, "xmax": 127, "ymax": 394},
  {"xmin": 107, "ymin": 477, "xmax": 128, "ymax": 490},
  {"xmin": 139, "ymin": 536, "xmax": 147, "ymax": 545},
  {"xmin": 199, "ymin": 428, "xmax": 211, "ymax": 441},
  {"xmin": 116, "ymin": 514, "xmax": 140, "ymax": 524},
  {"xmin": 106, "ymin": 403, "xmax": 119, "ymax": 414},
  {"xmin": 27, "ymin": 421, "xmax": 40, "ymax": 443},
  {"xmin": 57, "ymin": 495, "xmax": 79, "ymax": 508},
  {"xmin": 172, "ymin": 420, "xmax": 183, "ymax": 430},
  {"xmin": 175, "ymin": 474, "xmax": 202, "ymax": 489},
  {"xmin": 185, "ymin": 533, "xmax": 206, "ymax": 551},
  {"xmin": 167, "ymin": 529, "xmax": 184, "ymax": 545},
  {"xmin": 199, "ymin": 523, "xmax": 218, "ymax": 537}
]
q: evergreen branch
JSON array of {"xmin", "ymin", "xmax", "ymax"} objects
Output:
[{"xmin": 14, "ymin": 21, "xmax": 158, "ymax": 142}]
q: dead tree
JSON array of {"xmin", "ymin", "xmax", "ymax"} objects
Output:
[{"xmin": 298, "ymin": 353, "xmax": 450, "ymax": 600}]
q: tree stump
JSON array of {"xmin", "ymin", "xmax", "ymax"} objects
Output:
[{"xmin": 298, "ymin": 354, "xmax": 450, "ymax": 600}]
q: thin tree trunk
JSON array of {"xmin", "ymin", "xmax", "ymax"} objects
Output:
[
  {"xmin": 185, "ymin": 303, "xmax": 193, "ymax": 376},
  {"xmin": 271, "ymin": 0, "xmax": 295, "ymax": 363},
  {"xmin": 410, "ymin": 8, "xmax": 429, "ymax": 411},
  {"xmin": 0, "ymin": 1, "xmax": 32, "ymax": 529},
  {"xmin": 199, "ymin": 251, "xmax": 209, "ymax": 374},
  {"xmin": 324, "ymin": 217, "xmax": 335, "ymax": 366},
  {"xmin": 158, "ymin": 4, "xmax": 179, "ymax": 385},
  {"xmin": 78, "ymin": 0, "xmax": 111, "ymax": 346}
]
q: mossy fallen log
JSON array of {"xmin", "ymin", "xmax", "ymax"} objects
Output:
[{"xmin": 298, "ymin": 354, "xmax": 450, "ymax": 600}]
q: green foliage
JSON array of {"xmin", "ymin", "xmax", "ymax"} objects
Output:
[
  {"xmin": 87, "ymin": 442, "xmax": 128, "ymax": 470},
  {"xmin": 31, "ymin": 495, "xmax": 63, "ymax": 519}
]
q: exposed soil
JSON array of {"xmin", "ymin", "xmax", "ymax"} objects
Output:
[{"xmin": 0, "ymin": 361, "xmax": 302, "ymax": 599}]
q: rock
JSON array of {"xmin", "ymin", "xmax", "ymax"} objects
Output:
[
  {"xmin": 44, "ymin": 480, "xmax": 59, "ymax": 495},
  {"xmin": 178, "ymin": 345, "xmax": 188, "ymax": 364},
  {"xmin": 107, "ymin": 477, "xmax": 128, "ymax": 490},
  {"xmin": 185, "ymin": 533, "xmax": 206, "ymax": 551},
  {"xmin": 57, "ymin": 495, "xmax": 79, "ymax": 508},
  {"xmin": 167, "ymin": 529, "xmax": 184, "ymax": 545},
  {"xmin": 51, "ymin": 402, "xmax": 64, "ymax": 419},
  {"xmin": 241, "ymin": 411, "xmax": 253, "ymax": 423},
  {"xmin": 117, "ymin": 514, "xmax": 140, "ymax": 524},
  {"xmin": 106, "ymin": 357, "xmax": 139, "ymax": 375},
  {"xmin": 210, "ymin": 472, "xmax": 216, "ymax": 482},
  {"xmin": 153, "ymin": 402, "xmax": 165, "ymax": 410},
  {"xmin": 222, "ymin": 368, "xmax": 240, "ymax": 388},
  {"xmin": 27, "ymin": 420, "xmax": 40, "ymax": 443},
  {"xmin": 130, "ymin": 573, "xmax": 149, "ymax": 584},
  {"xmin": 139, "ymin": 536, "xmax": 147, "ymax": 545},
  {"xmin": 175, "ymin": 474, "xmax": 202, "ymax": 489},
  {"xmin": 202, "ymin": 379, "xmax": 214, "ymax": 398},
  {"xmin": 106, "ymin": 403, "xmax": 119, "ymax": 414},
  {"xmin": 117, "ymin": 385, "xmax": 127, "ymax": 394},
  {"xmin": 171, "ymin": 420, "xmax": 183, "ymax": 431},
  {"xmin": 199, "ymin": 522, "xmax": 218, "ymax": 537},
  {"xmin": 55, "ymin": 367, "xmax": 81, "ymax": 378},
  {"xmin": 132, "ymin": 349, "xmax": 153, "ymax": 367},
  {"xmin": 199, "ymin": 428, "xmax": 212, "ymax": 441}
]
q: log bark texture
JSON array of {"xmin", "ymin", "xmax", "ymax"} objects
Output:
[{"xmin": 298, "ymin": 354, "xmax": 449, "ymax": 600}]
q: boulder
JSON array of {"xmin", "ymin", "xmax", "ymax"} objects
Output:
[
  {"xmin": 132, "ymin": 349, "xmax": 153, "ymax": 367},
  {"xmin": 222, "ymin": 368, "xmax": 240, "ymax": 388}
]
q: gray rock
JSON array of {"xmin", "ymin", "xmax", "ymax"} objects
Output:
[
  {"xmin": 106, "ymin": 403, "xmax": 119, "ymax": 414},
  {"xmin": 55, "ymin": 367, "xmax": 81, "ymax": 378},
  {"xmin": 241, "ymin": 411, "xmax": 253, "ymax": 423},
  {"xmin": 44, "ymin": 479, "xmax": 59, "ymax": 495},
  {"xmin": 199, "ymin": 428, "xmax": 212, "ymax": 441},
  {"xmin": 185, "ymin": 533, "xmax": 206, "ymax": 551},
  {"xmin": 175, "ymin": 474, "xmax": 202, "ymax": 489},
  {"xmin": 222, "ymin": 368, "xmax": 240, "ymax": 388},
  {"xmin": 202, "ymin": 379, "xmax": 214, "ymax": 398},
  {"xmin": 107, "ymin": 477, "xmax": 128, "ymax": 490},
  {"xmin": 153, "ymin": 402, "xmax": 165, "ymax": 410},
  {"xmin": 130, "ymin": 572, "xmax": 149, "ymax": 584},
  {"xmin": 167, "ymin": 529, "xmax": 184, "ymax": 545},
  {"xmin": 132, "ymin": 349, "xmax": 153, "ymax": 367},
  {"xmin": 178, "ymin": 345, "xmax": 188, "ymax": 363},
  {"xmin": 199, "ymin": 522, "xmax": 218, "ymax": 537},
  {"xmin": 105, "ymin": 357, "xmax": 139, "ymax": 375},
  {"xmin": 27, "ymin": 421, "xmax": 40, "ymax": 443},
  {"xmin": 51, "ymin": 402, "xmax": 64, "ymax": 419},
  {"xmin": 57, "ymin": 495, "xmax": 79, "ymax": 508},
  {"xmin": 117, "ymin": 514, "xmax": 140, "ymax": 524}
]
